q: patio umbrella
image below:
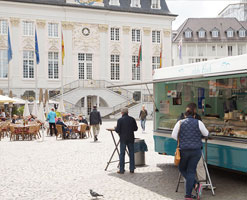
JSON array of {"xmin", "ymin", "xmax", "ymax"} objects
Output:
[
  {"xmin": 37, "ymin": 102, "xmax": 46, "ymax": 142},
  {"xmin": 0, "ymin": 95, "xmax": 16, "ymax": 103},
  {"xmin": 39, "ymin": 88, "xmax": 43, "ymax": 104},
  {"xmin": 57, "ymin": 98, "xmax": 65, "ymax": 113},
  {"xmin": 44, "ymin": 89, "xmax": 49, "ymax": 104},
  {"xmin": 23, "ymin": 100, "xmax": 30, "ymax": 118},
  {"xmin": 31, "ymin": 100, "xmax": 38, "ymax": 117},
  {"xmin": 45, "ymin": 101, "xmax": 49, "ymax": 115}
]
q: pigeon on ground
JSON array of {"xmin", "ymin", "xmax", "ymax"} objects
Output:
[{"xmin": 90, "ymin": 189, "xmax": 104, "ymax": 198}]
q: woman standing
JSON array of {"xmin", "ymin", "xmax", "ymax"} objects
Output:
[{"xmin": 172, "ymin": 105, "xmax": 209, "ymax": 200}]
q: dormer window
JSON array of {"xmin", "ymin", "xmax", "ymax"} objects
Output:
[
  {"xmin": 239, "ymin": 29, "xmax": 246, "ymax": 37},
  {"xmin": 184, "ymin": 30, "xmax": 192, "ymax": 38},
  {"xmin": 131, "ymin": 0, "xmax": 140, "ymax": 8},
  {"xmin": 211, "ymin": 30, "xmax": 219, "ymax": 38},
  {"xmin": 151, "ymin": 0, "xmax": 160, "ymax": 9},
  {"xmin": 198, "ymin": 29, "xmax": 206, "ymax": 38},
  {"xmin": 109, "ymin": 0, "xmax": 120, "ymax": 6},
  {"xmin": 227, "ymin": 29, "xmax": 234, "ymax": 38}
]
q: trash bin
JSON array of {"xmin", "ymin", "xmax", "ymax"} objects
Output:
[{"xmin": 134, "ymin": 138, "xmax": 148, "ymax": 166}]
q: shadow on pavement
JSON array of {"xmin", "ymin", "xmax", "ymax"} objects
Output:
[{"xmin": 109, "ymin": 163, "xmax": 247, "ymax": 200}]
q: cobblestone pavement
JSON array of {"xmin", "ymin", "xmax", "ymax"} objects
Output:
[{"xmin": 0, "ymin": 121, "xmax": 246, "ymax": 200}]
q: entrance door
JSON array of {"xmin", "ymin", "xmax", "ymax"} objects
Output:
[
  {"xmin": 87, "ymin": 96, "xmax": 92, "ymax": 115},
  {"xmin": 78, "ymin": 53, "xmax": 92, "ymax": 80}
]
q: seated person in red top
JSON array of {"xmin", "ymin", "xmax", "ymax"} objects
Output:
[{"xmin": 56, "ymin": 117, "xmax": 70, "ymax": 139}]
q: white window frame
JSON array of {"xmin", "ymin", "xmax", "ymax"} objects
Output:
[
  {"xmin": 23, "ymin": 21, "xmax": 34, "ymax": 36},
  {"xmin": 152, "ymin": 56, "xmax": 160, "ymax": 70},
  {"xmin": 48, "ymin": 52, "xmax": 59, "ymax": 79},
  {"xmin": 110, "ymin": 27, "xmax": 120, "ymax": 41},
  {"xmin": 184, "ymin": 31, "xmax": 192, "ymax": 38},
  {"xmin": 227, "ymin": 30, "xmax": 234, "ymax": 38},
  {"xmin": 0, "ymin": 50, "xmax": 8, "ymax": 78},
  {"xmin": 0, "ymin": 20, "xmax": 7, "ymax": 35},
  {"xmin": 132, "ymin": 29, "xmax": 141, "ymax": 42},
  {"xmin": 109, "ymin": 0, "xmax": 120, "ymax": 6},
  {"xmin": 212, "ymin": 30, "xmax": 219, "ymax": 38},
  {"xmin": 23, "ymin": 51, "xmax": 34, "ymax": 79},
  {"xmin": 132, "ymin": 55, "xmax": 140, "ymax": 80},
  {"xmin": 152, "ymin": 30, "xmax": 161, "ymax": 43},
  {"xmin": 78, "ymin": 53, "xmax": 93, "ymax": 80},
  {"xmin": 110, "ymin": 54, "xmax": 120, "ymax": 80},
  {"xmin": 239, "ymin": 29, "xmax": 246, "ymax": 38},
  {"xmin": 198, "ymin": 31, "xmax": 205, "ymax": 38},
  {"xmin": 131, "ymin": 0, "xmax": 140, "ymax": 7},
  {"xmin": 48, "ymin": 23, "xmax": 58, "ymax": 38},
  {"xmin": 151, "ymin": 0, "xmax": 160, "ymax": 9}
]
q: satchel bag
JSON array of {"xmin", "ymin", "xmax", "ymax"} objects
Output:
[{"xmin": 174, "ymin": 121, "xmax": 181, "ymax": 166}]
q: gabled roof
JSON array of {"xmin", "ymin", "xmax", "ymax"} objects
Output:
[
  {"xmin": 173, "ymin": 18, "xmax": 247, "ymax": 43},
  {"xmin": 1, "ymin": 0, "xmax": 177, "ymax": 17}
]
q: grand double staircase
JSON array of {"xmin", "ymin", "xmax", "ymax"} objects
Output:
[{"xmin": 51, "ymin": 79, "xmax": 139, "ymax": 118}]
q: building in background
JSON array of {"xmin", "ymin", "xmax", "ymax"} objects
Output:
[
  {"xmin": 0, "ymin": 0, "xmax": 176, "ymax": 118},
  {"xmin": 172, "ymin": 18, "xmax": 247, "ymax": 66},
  {"xmin": 219, "ymin": 0, "xmax": 247, "ymax": 21}
]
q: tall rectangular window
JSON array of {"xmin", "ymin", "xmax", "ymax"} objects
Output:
[
  {"xmin": 48, "ymin": 52, "xmax": 59, "ymax": 79},
  {"xmin": 23, "ymin": 51, "xmax": 34, "ymax": 78},
  {"xmin": 151, "ymin": 0, "xmax": 160, "ymax": 9},
  {"xmin": 0, "ymin": 50, "xmax": 8, "ymax": 78},
  {"xmin": 23, "ymin": 21, "xmax": 34, "ymax": 36},
  {"xmin": 48, "ymin": 23, "xmax": 58, "ymax": 37},
  {"xmin": 0, "ymin": 20, "xmax": 7, "ymax": 35},
  {"xmin": 110, "ymin": 55, "xmax": 120, "ymax": 80},
  {"xmin": 132, "ymin": 55, "xmax": 140, "ymax": 80},
  {"xmin": 152, "ymin": 56, "xmax": 160, "ymax": 70},
  {"xmin": 132, "ymin": 29, "xmax": 141, "ymax": 42},
  {"xmin": 152, "ymin": 30, "xmax": 161, "ymax": 43},
  {"xmin": 110, "ymin": 28, "xmax": 120, "ymax": 41},
  {"xmin": 228, "ymin": 46, "xmax": 233, "ymax": 56},
  {"xmin": 78, "ymin": 53, "xmax": 92, "ymax": 80}
]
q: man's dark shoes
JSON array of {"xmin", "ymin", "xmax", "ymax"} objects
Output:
[
  {"xmin": 117, "ymin": 170, "xmax": 124, "ymax": 174},
  {"xmin": 130, "ymin": 170, "xmax": 134, "ymax": 173},
  {"xmin": 185, "ymin": 195, "xmax": 196, "ymax": 200}
]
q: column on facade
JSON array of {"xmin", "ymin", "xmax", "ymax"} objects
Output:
[
  {"xmin": 143, "ymin": 27, "xmax": 151, "ymax": 81},
  {"xmin": 122, "ymin": 26, "xmax": 131, "ymax": 84},
  {"xmin": 97, "ymin": 95, "xmax": 100, "ymax": 107},
  {"xmin": 163, "ymin": 29, "xmax": 172, "ymax": 67},
  {"xmin": 98, "ymin": 24, "xmax": 108, "ymax": 81}
]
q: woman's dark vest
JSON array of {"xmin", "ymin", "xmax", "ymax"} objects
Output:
[{"xmin": 179, "ymin": 116, "xmax": 202, "ymax": 150}]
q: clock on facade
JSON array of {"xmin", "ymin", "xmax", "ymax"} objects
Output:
[{"xmin": 82, "ymin": 27, "xmax": 90, "ymax": 36}]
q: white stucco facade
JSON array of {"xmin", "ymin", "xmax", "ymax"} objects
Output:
[{"xmin": 0, "ymin": 0, "xmax": 175, "ymax": 117}]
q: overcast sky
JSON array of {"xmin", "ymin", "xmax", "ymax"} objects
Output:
[{"xmin": 166, "ymin": 0, "xmax": 240, "ymax": 30}]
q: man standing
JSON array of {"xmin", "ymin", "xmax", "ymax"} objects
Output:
[
  {"xmin": 47, "ymin": 108, "xmax": 57, "ymax": 136},
  {"xmin": 115, "ymin": 107, "xmax": 138, "ymax": 174},
  {"xmin": 139, "ymin": 105, "xmax": 148, "ymax": 133},
  {"xmin": 89, "ymin": 105, "xmax": 102, "ymax": 142}
]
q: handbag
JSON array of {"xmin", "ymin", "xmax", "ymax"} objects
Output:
[{"xmin": 174, "ymin": 121, "xmax": 181, "ymax": 166}]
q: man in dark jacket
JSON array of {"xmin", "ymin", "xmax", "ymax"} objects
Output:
[
  {"xmin": 89, "ymin": 105, "xmax": 102, "ymax": 142},
  {"xmin": 115, "ymin": 107, "xmax": 138, "ymax": 174},
  {"xmin": 56, "ymin": 117, "xmax": 70, "ymax": 139}
]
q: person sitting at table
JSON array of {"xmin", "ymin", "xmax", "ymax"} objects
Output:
[
  {"xmin": 56, "ymin": 117, "xmax": 70, "ymax": 139},
  {"xmin": 0, "ymin": 109, "xmax": 6, "ymax": 121},
  {"xmin": 12, "ymin": 115, "xmax": 18, "ymax": 124},
  {"xmin": 78, "ymin": 115, "xmax": 88, "ymax": 125}
]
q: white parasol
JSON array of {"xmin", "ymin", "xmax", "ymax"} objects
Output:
[
  {"xmin": 37, "ymin": 102, "xmax": 46, "ymax": 142},
  {"xmin": 57, "ymin": 98, "xmax": 65, "ymax": 113},
  {"xmin": 0, "ymin": 95, "xmax": 16, "ymax": 103},
  {"xmin": 45, "ymin": 101, "xmax": 49, "ymax": 114},
  {"xmin": 23, "ymin": 100, "xmax": 30, "ymax": 118},
  {"xmin": 31, "ymin": 100, "xmax": 38, "ymax": 117}
]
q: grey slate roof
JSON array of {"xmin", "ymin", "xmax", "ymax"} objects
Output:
[
  {"xmin": 173, "ymin": 18, "xmax": 247, "ymax": 43},
  {"xmin": 1, "ymin": 0, "xmax": 176, "ymax": 17}
]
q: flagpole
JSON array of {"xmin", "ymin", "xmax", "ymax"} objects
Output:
[{"xmin": 35, "ymin": 28, "xmax": 40, "ymax": 101}]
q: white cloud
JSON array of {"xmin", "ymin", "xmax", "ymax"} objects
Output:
[{"xmin": 166, "ymin": 0, "xmax": 238, "ymax": 30}]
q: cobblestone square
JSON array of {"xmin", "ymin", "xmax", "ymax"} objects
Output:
[{"xmin": 0, "ymin": 121, "xmax": 246, "ymax": 200}]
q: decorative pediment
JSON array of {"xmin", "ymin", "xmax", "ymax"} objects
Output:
[
  {"xmin": 0, "ymin": 36, "xmax": 7, "ymax": 48},
  {"xmin": 22, "ymin": 37, "xmax": 34, "ymax": 50},
  {"xmin": 153, "ymin": 45, "xmax": 161, "ymax": 56},
  {"xmin": 48, "ymin": 39, "xmax": 59, "ymax": 51},
  {"xmin": 36, "ymin": 19, "xmax": 46, "ymax": 28},
  {"xmin": 132, "ymin": 44, "xmax": 140, "ymax": 55},
  {"xmin": 10, "ymin": 18, "xmax": 20, "ymax": 26}
]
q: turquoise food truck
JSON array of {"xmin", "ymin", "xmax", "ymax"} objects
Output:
[{"xmin": 153, "ymin": 54, "xmax": 247, "ymax": 173}]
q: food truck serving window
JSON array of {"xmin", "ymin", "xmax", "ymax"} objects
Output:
[{"xmin": 155, "ymin": 74, "xmax": 247, "ymax": 139}]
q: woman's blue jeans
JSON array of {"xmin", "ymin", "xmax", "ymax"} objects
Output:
[
  {"xmin": 179, "ymin": 149, "xmax": 201, "ymax": 197},
  {"xmin": 119, "ymin": 142, "xmax": 135, "ymax": 172},
  {"xmin": 140, "ymin": 119, "xmax": 146, "ymax": 131}
]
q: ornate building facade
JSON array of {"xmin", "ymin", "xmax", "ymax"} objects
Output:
[{"xmin": 0, "ymin": 0, "xmax": 175, "ymax": 117}]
